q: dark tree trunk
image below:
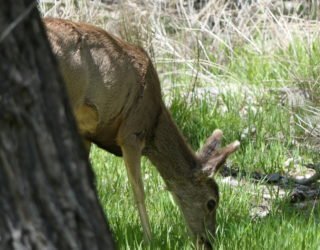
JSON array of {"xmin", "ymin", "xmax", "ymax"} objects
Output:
[{"xmin": 0, "ymin": 1, "xmax": 115, "ymax": 249}]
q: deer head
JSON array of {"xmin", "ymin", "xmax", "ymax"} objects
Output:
[{"xmin": 169, "ymin": 130, "xmax": 239, "ymax": 249}]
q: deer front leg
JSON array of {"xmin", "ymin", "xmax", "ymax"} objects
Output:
[{"xmin": 121, "ymin": 136, "xmax": 152, "ymax": 243}]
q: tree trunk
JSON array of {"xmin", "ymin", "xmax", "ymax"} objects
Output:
[{"xmin": 0, "ymin": 1, "xmax": 115, "ymax": 249}]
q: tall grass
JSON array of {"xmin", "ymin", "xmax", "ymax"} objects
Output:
[{"xmin": 40, "ymin": 1, "xmax": 320, "ymax": 248}]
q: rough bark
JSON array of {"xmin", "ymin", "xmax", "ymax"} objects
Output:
[{"xmin": 0, "ymin": 1, "xmax": 115, "ymax": 249}]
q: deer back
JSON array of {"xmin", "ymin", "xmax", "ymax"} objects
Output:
[{"xmin": 45, "ymin": 18, "xmax": 162, "ymax": 154}]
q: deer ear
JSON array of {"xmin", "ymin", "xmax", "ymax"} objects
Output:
[
  {"xmin": 197, "ymin": 129, "xmax": 224, "ymax": 163},
  {"xmin": 195, "ymin": 130, "xmax": 240, "ymax": 181}
]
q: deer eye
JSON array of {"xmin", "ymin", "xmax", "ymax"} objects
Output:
[{"xmin": 206, "ymin": 199, "xmax": 216, "ymax": 211}]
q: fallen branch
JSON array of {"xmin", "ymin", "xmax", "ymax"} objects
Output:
[{"xmin": 221, "ymin": 163, "xmax": 320, "ymax": 203}]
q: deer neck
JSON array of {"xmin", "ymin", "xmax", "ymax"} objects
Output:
[{"xmin": 145, "ymin": 107, "xmax": 199, "ymax": 189}]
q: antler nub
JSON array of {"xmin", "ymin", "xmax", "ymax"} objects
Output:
[
  {"xmin": 197, "ymin": 129, "xmax": 223, "ymax": 163},
  {"xmin": 196, "ymin": 129, "xmax": 240, "ymax": 180}
]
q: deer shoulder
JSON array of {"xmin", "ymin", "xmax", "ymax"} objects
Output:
[{"xmin": 45, "ymin": 18, "xmax": 161, "ymax": 154}]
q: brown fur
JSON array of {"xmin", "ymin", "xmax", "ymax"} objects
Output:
[{"xmin": 44, "ymin": 18, "xmax": 239, "ymax": 248}]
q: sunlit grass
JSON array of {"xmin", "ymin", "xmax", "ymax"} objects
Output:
[{"xmin": 91, "ymin": 144, "xmax": 320, "ymax": 249}]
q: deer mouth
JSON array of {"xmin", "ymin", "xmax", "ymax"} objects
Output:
[{"xmin": 197, "ymin": 236, "xmax": 213, "ymax": 250}]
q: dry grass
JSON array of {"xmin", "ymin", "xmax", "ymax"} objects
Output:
[
  {"xmin": 39, "ymin": 0, "xmax": 320, "ymax": 140},
  {"xmin": 39, "ymin": 0, "xmax": 320, "ymax": 76}
]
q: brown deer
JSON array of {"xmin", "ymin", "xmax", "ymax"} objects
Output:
[{"xmin": 44, "ymin": 18, "xmax": 239, "ymax": 249}]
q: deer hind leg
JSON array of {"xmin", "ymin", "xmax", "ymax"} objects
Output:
[
  {"xmin": 121, "ymin": 135, "xmax": 152, "ymax": 243},
  {"xmin": 82, "ymin": 139, "xmax": 92, "ymax": 156}
]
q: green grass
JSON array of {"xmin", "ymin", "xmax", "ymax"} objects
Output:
[
  {"xmin": 91, "ymin": 142, "xmax": 320, "ymax": 249},
  {"xmin": 207, "ymin": 38, "xmax": 320, "ymax": 92},
  {"xmin": 91, "ymin": 149, "xmax": 190, "ymax": 249},
  {"xmin": 216, "ymin": 181, "xmax": 320, "ymax": 250},
  {"xmin": 89, "ymin": 32, "xmax": 320, "ymax": 250}
]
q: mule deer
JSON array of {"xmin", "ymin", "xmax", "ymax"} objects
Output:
[{"xmin": 45, "ymin": 18, "xmax": 239, "ymax": 249}]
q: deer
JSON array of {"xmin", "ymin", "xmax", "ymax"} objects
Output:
[{"xmin": 44, "ymin": 18, "xmax": 240, "ymax": 249}]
